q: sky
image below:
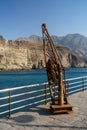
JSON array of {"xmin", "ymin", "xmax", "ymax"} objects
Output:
[{"xmin": 0, "ymin": 0, "xmax": 87, "ymax": 40}]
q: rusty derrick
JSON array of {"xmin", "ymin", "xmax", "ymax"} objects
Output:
[{"xmin": 42, "ymin": 23, "xmax": 73, "ymax": 114}]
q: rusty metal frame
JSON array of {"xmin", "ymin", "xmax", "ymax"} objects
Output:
[{"xmin": 42, "ymin": 23, "xmax": 73, "ymax": 113}]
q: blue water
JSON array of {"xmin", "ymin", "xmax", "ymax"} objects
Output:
[
  {"xmin": 0, "ymin": 68, "xmax": 87, "ymax": 89},
  {"xmin": 65, "ymin": 67, "xmax": 87, "ymax": 78},
  {"xmin": 0, "ymin": 69, "xmax": 47, "ymax": 89}
]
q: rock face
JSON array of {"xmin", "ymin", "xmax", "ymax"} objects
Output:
[
  {"xmin": 0, "ymin": 39, "xmax": 44, "ymax": 70},
  {"xmin": 0, "ymin": 36, "xmax": 87, "ymax": 71},
  {"xmin": 56, "ymin": 45, "xmax": 86, "ymax": 68}
]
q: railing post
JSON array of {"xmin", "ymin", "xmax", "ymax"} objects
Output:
[
  {"xmin": 66, "ymin": 80, "xmax": 69, "ymax": 96},
  {"xmin": 44, "ymin": 83, "xmax": 47, "ymax": 104},
  {"xmin": 82, "ymin": 78, "xmax": 85, "ymax": 91},
  {"xmin": 8, "ymin": 89, "xmax": 11, "ymax": 118}
]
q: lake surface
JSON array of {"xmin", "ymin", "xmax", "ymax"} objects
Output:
[{"xmin": 0, "ymin": 68, "xmax": 87, "ymax": 89}]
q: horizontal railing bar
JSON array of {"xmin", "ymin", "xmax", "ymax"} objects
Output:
[
  {"xmin": 55, "ymin": 95, "xmax": 58, "ymax": 98},
  {"xmin": 0, "ymin": 103, "xmax": 9, "ymax": 108},
  {"xmin": 11, "ymin": 99, "xmax": 45, "ymax": 112},
  {"xmin": 68, "ymin": 88, "xmax": 82, "ymax": 94},
  {"xmin": 84, "ymin": 83, "xmax": 87, "ymax": 86},
  {"xmin": 84, "ymin": 79, "xmax": 87, "ymax": 82},
  {"xmin": 0, "ymin": 82, "xmax": 48, "ymax": 93},
  {"xmin": 68, "ymin": 84, "xmax": 82, "ymax": 90},
  {"xmin": 11, "ymin": 94, "xmax": 45, "ymax": 105},
  {"xmin": 66, "ymin": 76, "xmax": 87, "ymax": 81},
  {"xmin": 46, "ymin": 97, "xmax": 51, "ymax": 100},
  {"xmin": 69, "ymin": 80, "xmax": 82, "ymax": 85},
  {"xmin": 11, "ymin": 88, "xmax": 44, "ymax": 98},
  {"xmin": 0, "ymin": 110, "xmax": 9, "ymax": 115},
  {"xmin": 0, "ymin": 88, "xmax": 10, "ymax": 93},
  {"xmin": 0, "ymin": 96, "xmax": 9, "ymax": 100},
  {"xmin": 46, "ymin": 92, "xmax": 50, "ymax": 95}
]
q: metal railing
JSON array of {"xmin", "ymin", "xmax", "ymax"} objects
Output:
[
  {"xmin": 0, "ymin": 82, "xmax": 50, "ymax": 118},
  {"xmin": 65, "ymin": 76, "xmax": 87, "ymax": 95},
  {"xmin": 0, "ymin": 76, "xmax": 87, "ymax": 118}
]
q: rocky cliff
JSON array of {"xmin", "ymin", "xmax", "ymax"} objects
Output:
[
  {"xmin": 0, "ymin": 38, "xmax": 44, "ymax": 70},
  {"xmin": 0, "ymin": 36, "xmax": 87, "ymax": 71}
]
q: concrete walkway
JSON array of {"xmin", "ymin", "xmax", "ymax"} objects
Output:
[{"xmin": 0, "ymin": 91, "xmax": 87, "ymax": 130}]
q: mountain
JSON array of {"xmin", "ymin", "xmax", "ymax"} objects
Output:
[
  {"xmin": 58, "ymin": 34, "xmax": 87, "ymax": 58},
  {"xmin": 17, "ymin": 35, "xmax": 42, "ymax": 43},
  {"xmin": 17, "ymin": 34, "xmax": 87, "ymax": 59}
]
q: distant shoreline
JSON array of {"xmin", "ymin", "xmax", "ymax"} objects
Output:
[
  {"xmin": 0, "ymin": 67, "xmax": 87, "ymax": 73},
  {"xmin": 0, "ymin": 68, "xmax": 45, "ymax": 73}
]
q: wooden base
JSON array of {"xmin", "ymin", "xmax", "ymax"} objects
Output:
[{"xmin": 50, "ymin": 104, "xmax": 73, "ymax": 114}]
